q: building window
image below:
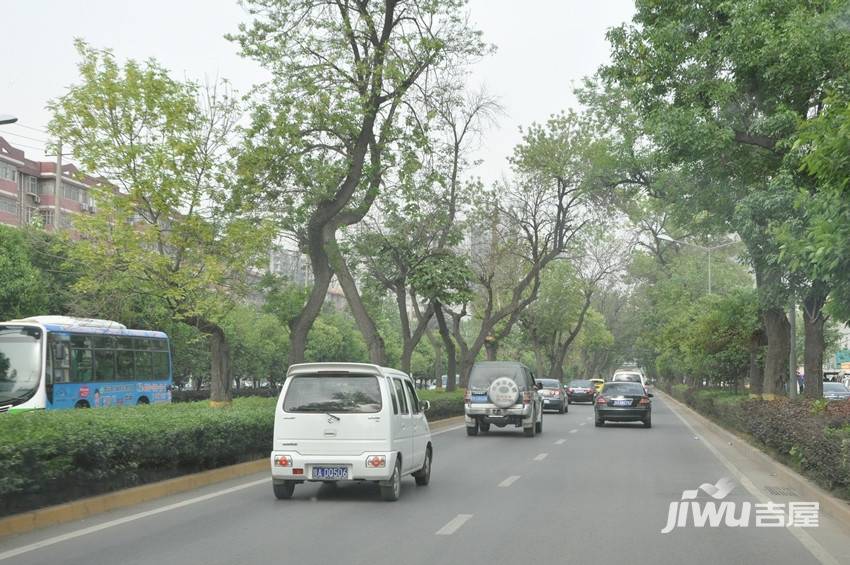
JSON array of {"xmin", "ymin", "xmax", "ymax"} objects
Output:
[
  {"xmin": 62, "ymin": 182, "xmax": 82, "ymax": 202},
  {"xmin": 40, "ymin": 209, "xmax": 54, "ymax": 226},
  {"xmin": 0, "ymin": 197, "xmax": 17, "ymax": 215},
  {"xmin": 0, "ymin": 163, "xmax": 16, "ymax": 182},
  {"xmin": 26, "ymin": 176, "xmax": 38, "ymax": 194}
]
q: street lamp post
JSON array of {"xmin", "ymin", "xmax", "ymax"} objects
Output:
[
  {"xmin": 657, "ymin": 234, "xmax": 739, "ymax": 294},
  {"xmin": 0, "ymin": 115, "xmax": 18, "ymax": 125}
]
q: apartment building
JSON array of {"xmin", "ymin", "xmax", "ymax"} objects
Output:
[{"xmin": 0, "ymin": 136, "xmax": 100, "ymax": 230}]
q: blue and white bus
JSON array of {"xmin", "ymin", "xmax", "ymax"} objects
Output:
[{"xmin": 0, "ymin": 316, "xmax": 172, "ymax": 413}]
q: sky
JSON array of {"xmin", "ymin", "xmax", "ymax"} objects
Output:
[{"xmin": 0, "ymin": 0, "xmax": 635, "ymax": 184}]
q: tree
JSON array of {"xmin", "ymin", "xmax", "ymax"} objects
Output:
[
  {"xmin": 599, "ymin": 0, "xmax": 850, "ymax": 397},
  {"xmin": 233, "ymin": 0, "xmax": 486, "ymax": 366},
  {"xmin": 445, "ymin": 111, "xmax": 599, "ymax": 383},
  {"xmin": 521, "ymin": 228, "xmax": 629, "ymax": 381},
  {"xmin": 0, "ymin": 226, "xmax": 48, "ymax": 320},
  {"xmin": 49, "ymin": 42, "xmax": 274, "ymax": 404},
  {"xmin": 353, "ymin": 82, "xmax": 499, "ymax": 375}
]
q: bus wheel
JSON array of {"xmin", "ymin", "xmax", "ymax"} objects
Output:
[
  {"xmin": 137, "ymin": 396, "xmax": 150, "ymax": 405},
  {"xmin": 74, "ymin": 400, "xmax": 90, "ymax": 409}
]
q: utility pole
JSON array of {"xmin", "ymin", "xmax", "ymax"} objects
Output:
[
  {"xmin": 707, "ymin": 248, "xmax": 712, "ymax": 295},
  {"xmin": 54, "ymin": 140, "xmax": 62, "ymax": 230},
  {"xmin": 789, "ymin": 302, "xmax": 797, "ymax": 398}
]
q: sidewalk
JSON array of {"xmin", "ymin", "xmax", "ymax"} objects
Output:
[{"xmin": 659, "ymin": 390, "xmax": 850, "ymax": 564}]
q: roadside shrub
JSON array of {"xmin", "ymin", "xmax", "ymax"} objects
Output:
[
  {"xmin": 670, "ymin": 388, "xmax": 850, "ymax": 500},
  {"xmin": 171, "ymin": 387, "xmax": 279, "ymax": 403},
  {"xmin": 0, "ymin": 398, "xmax": 276, "ymax": 517},
  {"xmin": 0, "ymin": 390, "xmax": 463, "ymax": 517},
  {"xmin": 419, "ymin": 389, "xmax": 465, "ymax": 420}
]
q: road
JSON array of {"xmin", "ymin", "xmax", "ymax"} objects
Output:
[{"xmin": 2, "ymin": 396, "xmax": 847, "ymax": 565}]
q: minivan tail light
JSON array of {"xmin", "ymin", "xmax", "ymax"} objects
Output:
[
  {"xmin": 274, "ymin": 455, "xmax": 292, "ymax": 467},
  {"xmin": 595, "ymin": 396, "xmax": 607, "ymax": 405},
  {"xmin": 464, "ymin": 389, "xmax": 471, "ymax": 404},
  {"xmin": 366, "ymin": 455, "xmax": 386, "ymax": 468},
  {"xmin": 639, "ymin": 396, "xmax": 651, "ymax": 405}
]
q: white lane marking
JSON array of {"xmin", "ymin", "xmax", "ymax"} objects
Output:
[
  {"xmin": 436, "ymin": 514, "xmax": 473, "ymax": 535},
  {"xmin": 585, "ymin": 417, "xmax": 591, "ymax": 421},
  {"xmin": 569, "ymin": 429, "xmax": 578, "ymax": 434},
  {"xmin": 499, "ymin": 475, "xmax": 521, "ymax": 488},
  {"xmin": 554, "ymin": 438, "xmax": 566, "ymax": 445},
  {"xmin": 533, "ymin": 453, "xmax": 548, "ymax": 461},
  {"xmin": 580, "ymin": 422, "xmax": 586, "ymax": 427},
  {"xmin": 0, "ymin": 478, "xmax": 268, "ymax": 562},
  {"xmin": 431, "ymin": 424, "xmax": 466, "ymax": 436},
  {"xmin": 664, "ymin": 397, "xmax": 839, "ymax": 565}
]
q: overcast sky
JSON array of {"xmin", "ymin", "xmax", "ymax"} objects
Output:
[{"xmin": 0, "ymin": 0, "xmax": 635, "ymax": 184}]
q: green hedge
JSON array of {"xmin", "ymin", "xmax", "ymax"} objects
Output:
[
  {"xmin": 0, "ymin": 398, "xmax": 276, "ymax": 517},
  {"xmin": 419, "ymin": 389, "xmax": 465, "ymax": 421},
  {"xmin": 1, "ymin": 391, "xmax": 464, "ymax": 517},
  {"xmin": 667, "ymin": 386, "xmax": 850, "ymax": 500}
]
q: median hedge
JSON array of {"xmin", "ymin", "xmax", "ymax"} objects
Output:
[
  {"xmin": 0, "ymin": 397, "xmax": 277, "ymax": 517},
  {"xmin": 667, "ymin": 385, "xmax": 850, "ymax": 500},
  {"xmin": 0, "ymin": 390, "xmax": 464, "ymax": 517}
]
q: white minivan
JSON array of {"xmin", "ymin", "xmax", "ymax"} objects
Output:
[{"xmin": 270, "ymin": 363, "xmax": 433, "ymax": 501}]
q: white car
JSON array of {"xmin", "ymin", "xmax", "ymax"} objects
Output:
[
  {"xmin": 611, "ymin": 370, "xmax": 647, "ymax": 388},
  {"xmin": 270, "ymin": 363, "xmax": 432, "ymax": 501}
]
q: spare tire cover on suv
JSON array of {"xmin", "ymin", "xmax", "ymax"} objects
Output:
[{"xmin": 488, "ymin": 377, "xmax": 520, "ymax": 408}]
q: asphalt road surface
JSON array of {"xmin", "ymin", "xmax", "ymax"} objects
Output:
[{"xmin": 2, "ymin": 396, "xmax": 845, "ymax": 565}]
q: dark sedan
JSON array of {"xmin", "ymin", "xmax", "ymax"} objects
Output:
[
  {"xmin": 823, "ymin": 382, "xmax": 850, "ymax": 401},
  {"xmin": 594, "ymin": 382, "xmax": 652, "ymax": 428},
  {"xmin": 537, "ymin": 378, "xmax": 567, "ymax": 414},
  {"xmin": 566, "ymin": 379, "xmax": 595, "ymax": 404}
]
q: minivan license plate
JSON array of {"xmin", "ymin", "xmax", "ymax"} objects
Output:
[{"xmin": 312, "ymin": 466, "xmax": 348, "ymax": 480}]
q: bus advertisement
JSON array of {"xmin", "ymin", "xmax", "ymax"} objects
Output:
[{"xmin": 0, "ymin": 316, "xmax": 172, "ymax": 412}]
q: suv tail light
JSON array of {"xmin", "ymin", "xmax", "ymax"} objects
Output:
[
  {"xmin": 595, "ymin": 395, "xmax": 607, "ymax": 405},
  {"xmin": 638, "ymin": 396, "xmax": 651, "ymax": 405},
  {"xmin": 567, "ymin": 387, "xmax": 574, "ymax": 393},
  {"xmin": 522, "ymin": 391, "xmax": 533, "ymax": 404},
  {"xmin": 274, "ymin": 455, "xmax": 292, "ymax": 467},
  {"xmin": 464, "ymin": 389, "xmax": 471, "ymax": 404}
]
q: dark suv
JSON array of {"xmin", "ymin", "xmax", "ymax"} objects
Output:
[{"xmin": 464, "ymin": 361, "xmax": 544, "ymax": 437}]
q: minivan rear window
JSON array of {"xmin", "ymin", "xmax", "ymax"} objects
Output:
[{"xmin": 283, "ymin": 374, "xmax": 382, "ymax": 413}]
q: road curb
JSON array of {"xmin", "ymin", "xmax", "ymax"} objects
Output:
[
  {"xmin": 0, "ymin": 414, "xmax": 464, "ymax": 541},
  {"xmin": 658, "ymin": 389, "xmax": 850, "ymax": 527}
]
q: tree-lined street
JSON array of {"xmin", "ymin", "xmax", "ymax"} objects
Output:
[{"xmin": 2, "ymin": 397, "xmax": 847, "ymax": 565}]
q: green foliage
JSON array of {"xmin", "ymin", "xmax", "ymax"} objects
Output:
[
  {"xmin": 225, "ymin": 305, "xmax": 289, "ymax": 386},
  {"xmin": 0, "ymin": 398, "xmax": 276, "ymax": 516},
  {"xmin": 0, "ymin": 226, "xmax": 50, "ymax": 320},
  {"xmin": 48, "ymin": 41, "xmax": 274, "ymax": 335},
  {"xmin": 669, "ymin": 388, "xmax": 850, "ymax": 499}
]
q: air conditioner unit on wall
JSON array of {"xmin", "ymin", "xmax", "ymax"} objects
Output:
[{"xmin": 32, "ymin": 195, "xmax": 40, "ymax": 204}]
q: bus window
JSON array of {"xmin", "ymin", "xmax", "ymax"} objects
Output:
[
  {"xmin": 152, "ymin": 351, "xmax": 169, "ymax": 379},
  {"xmin": 117, "ymin": 337, "xmax": 134, "ymax": 350},
  {"xmin": 116, "ymin": 349, "xmax": 134, "ymax": 380},
  {"xmin": 135, "ymin": 350, "xmax": 153, "ymax": 379},
  {"xmin": 94, "ymin": 349, "xmax": 115, "ymax": 381},
  {"xmin": 71, "ymin": 348, "xmax": 93, "ymax": 382},
  {"xmin": 94, "ymin": 336, "xmax": 114, "ymax": 349}
]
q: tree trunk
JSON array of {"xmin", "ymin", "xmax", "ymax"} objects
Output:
[
  {"xmin": 208, "ymin": 324, "xmax": 232, "ymax": 405},
  {"xmin": 427, "ymin": 330, "xmax": 443, "ymax": 388},
  {"xmin": 484, "ymin": 337, "xmax": 498, "ymax": 361},
  {"xmin": 803, "ymin": 284, "xmax": 827, "ymax": 399},
  {"xmin": 762, "ymin": 307, "xmax": 790, "ymax": 399},
  {"xmin": 289, "ymin": 228, "xmax": 334, "ymax": 365},
  {"xmin": 748, "ymin": 330, "xmax": 765, "ymax": 397},
  {"xmin": 327, "ymin": 235, "xmax": 386, "ymax": 364},
  {"xmin": 434, "ymin": 302, "xmax": 457, "ymax": 392}
]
